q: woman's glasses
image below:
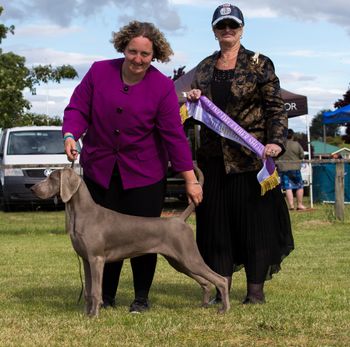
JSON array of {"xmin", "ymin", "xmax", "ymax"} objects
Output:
[{"xmin": 214, "ymin": 21, "xmax": 241, "ymax": 30}]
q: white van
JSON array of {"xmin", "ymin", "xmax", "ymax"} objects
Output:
[{"xmin": 0, "ymin": 126, "xmax": 81, "ymax": 211}]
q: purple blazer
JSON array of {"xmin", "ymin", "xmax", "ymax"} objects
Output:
[{"xmin": 63, "ymin": 58, "xmax": 193, "ymax": 189}]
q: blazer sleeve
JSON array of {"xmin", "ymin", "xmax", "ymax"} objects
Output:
[{"xmin": 62, "ymin": 64, "xmax": 95, "ymax": 139}]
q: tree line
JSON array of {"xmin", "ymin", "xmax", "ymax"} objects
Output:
[{"xmin": 0, "ymin": 6, "xmax": 77, "ymax": 128}]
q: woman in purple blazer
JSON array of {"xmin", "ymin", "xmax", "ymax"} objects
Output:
[{"xmin": 63, "ymin": 21, "xmax": 202, "ymax": 313}]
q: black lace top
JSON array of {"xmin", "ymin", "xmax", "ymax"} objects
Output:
[
  {"xmin": 197, "ymin": 67, "xmax": 237, "ymax": 161},
  {"xmin": 211, "ymin": 67, "xmax": 235, "ymax": 112}
]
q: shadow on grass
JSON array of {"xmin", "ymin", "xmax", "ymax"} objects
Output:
[
  {"xmin": 12, "ymin": 277, "xmax": 246, "ymax": 313},
  {"xmin": 13, "ymin": 285, "xmax": 85, "ymax": 313}
]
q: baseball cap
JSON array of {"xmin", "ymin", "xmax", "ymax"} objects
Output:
[{"xmin": 211, "ymin": 3, "xmax": 244, "ymax": 27}]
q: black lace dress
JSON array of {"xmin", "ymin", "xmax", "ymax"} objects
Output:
[{"xmin": 195, "ymin": 67, "xmax": 294, "ymax": 283}]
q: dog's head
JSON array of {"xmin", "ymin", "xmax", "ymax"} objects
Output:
[{"xmin": 31, "ymin": 168, "xmax": 81, "ymax": 203}]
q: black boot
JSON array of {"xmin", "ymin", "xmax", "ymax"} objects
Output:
[{"xmin": 243, "ymin": 282, "xmax": 265, "ymax": 304}]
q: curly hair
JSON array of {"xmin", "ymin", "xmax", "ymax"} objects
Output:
[{"xmin": 111, "ymin": 21, "xmax": 174, "ymax": 63}]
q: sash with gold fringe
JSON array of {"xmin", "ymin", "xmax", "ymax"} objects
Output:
[{"xmin": 180, "ymin": 96, "xmax": 279, "ymax": 195}]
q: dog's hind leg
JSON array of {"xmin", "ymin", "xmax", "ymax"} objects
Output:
[
  {"xmin": 87, "ymin": 255, "xmax": 105, "ymax": 317},
  {"xmin": 184, "ymin": 260, "xmax": 230, "ymax": 314},
  {"xmin": 165, "ymin": 254, "xmax": 230, "ymax": 313},
  {"xmin": 82, "ymin": 258, "xmax": 92, "ymax": 315},
  {"xmin": 216, "ymin": 278, "xmax": 230, "ymax": 314},
  {"xmin": 163, "ymin": 256, "xmax": 212, "ymax": 308}
]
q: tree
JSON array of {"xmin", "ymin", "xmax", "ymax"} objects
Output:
[
  {"xmin": 170, "ymin": 66, "xmax": 186, "ymax": 81},
  {"xmin": 0, "ymin": 6, "xmax": 77, "ymax": 128},
  {"xmin": 334, "ymin": 87, "xmax": 350, "ymax": 108},
  {"xmin": 334, "ymin": 87, "xmax": 350, "ymax": 143},
  {"xmin": 310, "ymin": 110, "xmax": 340, "ymax": 140},
  {"xmin": 16, "ymin": 113, "xmax": 62, "ymax": 126}
]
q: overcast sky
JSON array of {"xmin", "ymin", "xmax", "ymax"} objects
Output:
[{"xmin": 2, "ymin": 0, "xmax": 350, "ymax": 132}]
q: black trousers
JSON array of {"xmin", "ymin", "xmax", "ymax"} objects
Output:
[{"xmin": 83, "ymin": 165, "xmax": 166, "ymax": 302}]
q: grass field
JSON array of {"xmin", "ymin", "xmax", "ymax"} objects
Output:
[{"xmin": 0, "ymin": 204, "xmax": 349, "ymax": 346}]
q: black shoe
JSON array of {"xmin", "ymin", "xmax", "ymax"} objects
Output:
[
  {"xmin": 129, "ymin": 298, "xmax": 150, "ymax": 314},
  {"xmin": 101, "ymin": 298, "xmax": 116, "ymax": 309},
  {"xmin": 242, "ymin": 296, "xmax": 265, "ymax": 305}
]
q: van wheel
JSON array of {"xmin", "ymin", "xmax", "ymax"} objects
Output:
[{"xmin": 0, "ymin": 184, "xmax": 3, "ymax": 209}]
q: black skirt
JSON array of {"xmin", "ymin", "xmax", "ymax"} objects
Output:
[{"xmin": 196, "ymin": 157, "xmax": 294, "ymax": 282}]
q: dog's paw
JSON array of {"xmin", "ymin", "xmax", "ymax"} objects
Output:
[
  {"xmin": 201, "ymin": 302, "xmax": 209, "ymax": 309},
  {"xmin": 87, "ymin": 307, "xmax": 100, "ymax": 318},
  {"xmin": 217, "ymin": 303, "xmax": 230, "ymax": 314}
]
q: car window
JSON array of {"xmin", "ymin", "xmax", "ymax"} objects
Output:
[{"xmin": 7, "ymin": 130, "xmax": 80, "ymax": 155}]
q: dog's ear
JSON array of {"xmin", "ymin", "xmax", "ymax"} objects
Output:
[{"xmin": 60, "ymin": 168, "xmax": 82, "ymax": 203}]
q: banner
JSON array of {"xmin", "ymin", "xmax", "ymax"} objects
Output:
[{"xmin": 180, "ymin": 96, "xmax": 279, "ymax": 195}]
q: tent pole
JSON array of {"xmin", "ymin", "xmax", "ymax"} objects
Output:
[{"xmin": 306, "ymin": 113, "xmax": 313, "ymax": 208}]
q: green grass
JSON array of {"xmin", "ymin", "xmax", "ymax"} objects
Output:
[{"xmin": 0, "ymin": 205, "xmax": 350, "ymax": 346}]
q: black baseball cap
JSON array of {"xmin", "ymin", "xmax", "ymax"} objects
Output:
[{"xmin": 212, "ymin": 3, "xmax": 244, "ymax": 27}]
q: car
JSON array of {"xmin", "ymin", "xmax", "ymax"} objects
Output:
[
  {"xmin": 165, "ymin": 127, "xmax": 197, "ymax": 202},
  {"xmin": 0, "ymin": 126, "xmax": 81, "ymax": 211},
  {"xmin": 166, "ymin": 165, "xmax": 188, "ymax": 202}
]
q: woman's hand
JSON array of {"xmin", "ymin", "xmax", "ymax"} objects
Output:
[
  {"xmin": 185, "ymin": 181, "xmax": 203, "ymax": 206},
  {"xmin": 264, "ymin": 144, "xmax": 282, "ymax": 159},
  {"xmin": 180, "ymin": 170, "xmax": 203, "ymax": 206},
  {"xmin": 186, "ymin": 89, "xmax": 202, "ymax": 101},
  {"xmin": 63, "ymin": 133, "xmax": 79, "ymax": 162}
]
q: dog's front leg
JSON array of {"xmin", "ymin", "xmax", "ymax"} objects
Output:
[
  {"xmin": 82, "ymin": 258, "xmax": 92, "ymax": 315},
  {"xmin": 88, "ymin": 255, "xmax": 105, "ymax": 317}
]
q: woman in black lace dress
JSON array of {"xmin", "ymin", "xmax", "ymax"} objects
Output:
[{"xmin": 186, "ymin": 3, "xmax": 294, "ymax": 304}]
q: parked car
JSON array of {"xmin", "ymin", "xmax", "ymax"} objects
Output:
[
  {"xmin": 166, "ymin": 165, "xmax": 188, "ymax": 201},
  {"xmin": 165, "ymin": 127, "xmax": 197, "ymax": 201},
  {"xmin": 0, "ymin": 126, "xmax": 81, "ymax": 211}
]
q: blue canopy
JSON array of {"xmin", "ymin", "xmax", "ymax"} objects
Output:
[{"xmin": 323, "ymin": 104, "xmax": 350, "ymax": 124}]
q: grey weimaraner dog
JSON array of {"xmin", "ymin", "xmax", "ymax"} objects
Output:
[{"xmin": 31, "ymin": 167, "xmax": 230, "ymax": 316}]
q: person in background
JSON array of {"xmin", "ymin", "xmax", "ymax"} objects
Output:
[
  {"xmin": 62, "ymin": 21, "xmax": 202, "ymax": 313},
  {"xmin": 277, "ymin": 129, "xmax": 307, "ymax": 211},
  {"xmin": 186, "ymin": 3, "xmax": 294, "ymax": 304}
]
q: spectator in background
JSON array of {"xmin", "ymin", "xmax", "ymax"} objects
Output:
[
  {"xmin": 277, "ymin": 129, "xmax": 307, "ymax": 211},
  {"xmin": 331, "ymin": 153, "xmax": 342, "ymax": 159}
]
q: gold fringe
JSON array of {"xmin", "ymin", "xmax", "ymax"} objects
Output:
[
  {"xmin": 260, "ymin": 169, "xmax": 280, "ymax": 196},
  {"xmin": 180, "ymin": 104, "xmax": 189, "ymax": 124}
]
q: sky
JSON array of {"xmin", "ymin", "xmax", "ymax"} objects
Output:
[{"xmin": 1, "ymin": 0, "xmax": 350, "ymax": 133}]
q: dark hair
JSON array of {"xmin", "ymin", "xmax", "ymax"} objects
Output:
[
  {"xmin": 111, "ymin": 21, "xmax": 173, "ymax": 63},
  {"xmin": 287, "ymin": 129, "xmax": 294, "ymax": 139}
]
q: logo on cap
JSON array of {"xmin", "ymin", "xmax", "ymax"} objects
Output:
[{"xmin": 220, "ymin": 7, "xmax": 232, "ymax": 15}]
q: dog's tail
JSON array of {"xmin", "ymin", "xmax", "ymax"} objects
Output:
[
  {"xmin": 179, "ymin": 202, "xmax": 195, "ymax": 221},
  {"xmin": 179, "ymin": 165, "xmax": 204, "ymax": 221}
]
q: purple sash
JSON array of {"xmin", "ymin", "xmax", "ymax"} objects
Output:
[{"xmin": 180, "ymin": 96, "xmax": 279, "ymax": 195}]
